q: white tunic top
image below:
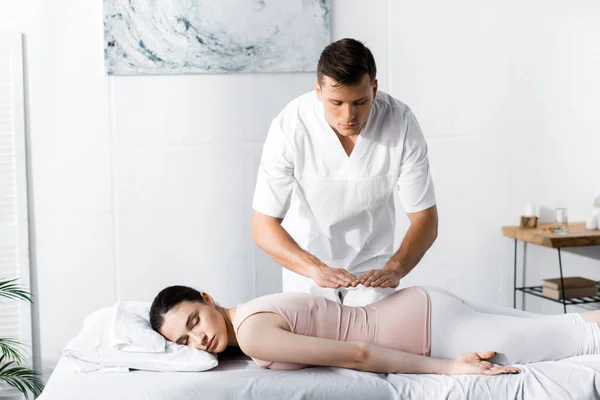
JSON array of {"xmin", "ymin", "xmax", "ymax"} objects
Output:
[{"xmin": 253, "ymin": 90, "xmax": 436, "ymax": 274}]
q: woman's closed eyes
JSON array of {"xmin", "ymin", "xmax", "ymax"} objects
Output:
[{"xmin": 176, "ymin": 312, "xmax": 201, "ymax": 345}]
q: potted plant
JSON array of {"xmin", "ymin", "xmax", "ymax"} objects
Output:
[{"xmin": 0, "ymin": 279, "xmax": 44, "ymax": 399}]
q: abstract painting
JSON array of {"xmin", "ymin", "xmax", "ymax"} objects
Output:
[{"xmin": 104, "ymin": 0, "xmax": 331, "ymax": 75}]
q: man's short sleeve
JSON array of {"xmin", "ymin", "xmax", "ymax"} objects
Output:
[
  {"xmin": 397, "ymin": 111, "xmax": 436, "ymax": 213},
  {"xmin": 252, "ymin": 118, "xmax": 296, "ymax": 218}
]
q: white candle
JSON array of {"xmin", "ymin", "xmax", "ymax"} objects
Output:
[
  {"xmin": 523, "ymin": 204, "xmax": 536, "ymax": 217},
  {"xmin": 586, "ymin": 214, "xmax": 599, "ymax": 230}
]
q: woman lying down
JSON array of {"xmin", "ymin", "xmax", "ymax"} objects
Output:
[{"xmin": 150, "ymin": 285, "xmax": 600, "ymax": 375}]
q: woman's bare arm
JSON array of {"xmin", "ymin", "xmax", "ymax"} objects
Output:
[{"xmin": 236, "ymin": 313, "xmax": 519, "ymax": 375}]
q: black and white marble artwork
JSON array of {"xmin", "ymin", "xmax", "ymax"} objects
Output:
[{"xmin": 103, "ymin": 0, "xmax": 331, "ymax": 75}]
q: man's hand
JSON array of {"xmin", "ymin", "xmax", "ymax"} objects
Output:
[
  {"xmin": 309, "ymin": 264, "xmax": 359, "ymax": 288},
  {"xmin": 450, "ymin": 352, "xmax": 520, "ymax": 376},
  {"xmin": 358, "ymin": 269, "xmax": 401, "ymax": 288}
]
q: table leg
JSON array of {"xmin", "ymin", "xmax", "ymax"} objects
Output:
[
  {"xmin": 558, "ymin": 248, "xmax": 567, "ymax": 314},
  {"xmin": 513, "ymin": 239, "xmax": 517, "ymax": 308}
]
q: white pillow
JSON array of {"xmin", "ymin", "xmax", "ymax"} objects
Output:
[
  {"xmin": 64, "ymin": 305, "xmax": 218, "ymax": 372},
  {"xmin": 109, "ymin": 301, "xmax": 166, "ymax": 352}
]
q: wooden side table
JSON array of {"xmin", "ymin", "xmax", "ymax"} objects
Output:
[{"xmin": 502, "ymin": 222, "xmax": 600, "ymax": 313}]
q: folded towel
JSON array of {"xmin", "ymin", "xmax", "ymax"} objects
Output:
[
  {"xmin": 109, "ymin": 301, "xmax": 165, "ymax": 352},
  {"xmin": 64, "ymin": 356, "xmax": 129, "ymax": 374},
  {"xmin": 63, "ymin": 303, "xmax": 218, "ymax": 373}
]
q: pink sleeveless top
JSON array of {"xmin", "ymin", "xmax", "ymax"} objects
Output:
[{"xmin": 233, "ymin": 286, "xmax": 430, "ymax": 369}]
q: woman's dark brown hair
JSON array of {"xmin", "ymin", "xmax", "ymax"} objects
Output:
[{"xmin": 149, "ymin": 285, "xmax": 204, "ymax": 332}]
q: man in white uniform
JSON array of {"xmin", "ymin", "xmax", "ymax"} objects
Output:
[{"xmin": 252, "ymin": 38, "xmax": 438, "ymax": 306}]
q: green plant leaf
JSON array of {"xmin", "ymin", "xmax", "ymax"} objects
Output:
[
  {"xmin": 0, "ymin": 361, "xmax": 45, "ymax": 400},
  {"xmin": 0, "ymin": 278, "xmax": 32, "ymax": 303},
  {"xmin": 0, "ymin": 338, "xmax": 25, "ymax": 364},
  {"xmin": 0, "ymin": 279, "xmax": 42, "ymax": 399}
]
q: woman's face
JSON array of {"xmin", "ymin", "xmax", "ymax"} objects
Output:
[{"xmin": 159, "ymin": 296, "xmax": 228, "ymax": 354}]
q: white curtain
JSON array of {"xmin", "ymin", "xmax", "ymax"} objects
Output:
[{"xmin": 0, "ymin": 32, "xmax": 32, "ymax": 397}]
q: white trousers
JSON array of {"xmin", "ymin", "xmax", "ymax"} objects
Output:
[
  {"xmin": 424, "ymin": 286, "xmax": 600, "ymax": 364},
  {"xmin": 282, "ymin": 268, "xmax": 393, "ymax": 306}
]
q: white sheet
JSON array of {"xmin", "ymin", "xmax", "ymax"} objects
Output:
[
  {"xmin": 39, "ymin": 354, "xmax": 396, "ymax": 400},
  {"xmin": 40, "ymin": 354, "xmax": 600, "ymax": 400}
]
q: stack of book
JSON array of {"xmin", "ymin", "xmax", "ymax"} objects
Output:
[{"xmin": 542, "ymin": 277, "xmax": 598, "ymax": 300}]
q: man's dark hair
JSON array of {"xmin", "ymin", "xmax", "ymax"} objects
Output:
[
  {"xmin": 149, "ymin": 285, "xmax": 205, "ymax": 332},
  {"xmin": 317, "ymin": 38, "xmax": 377, "ymax": 86}
]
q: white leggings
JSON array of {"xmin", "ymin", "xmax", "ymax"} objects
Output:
[{"xmin": 424, "ymin": 286, "xmax": 600, "ymax": 364}]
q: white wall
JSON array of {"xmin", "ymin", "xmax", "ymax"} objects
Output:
[
  {"xmin": 392, "ymin": 0, "xmax": 600, "ymax": 313},
  {"xmin": 0, "ymin": 0, "xmax": 599, "ymax": 379}
]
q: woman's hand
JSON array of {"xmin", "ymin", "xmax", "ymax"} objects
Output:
[{"xmin": 450, "ymin": 352, "xmax": 520, "ymax": 376}]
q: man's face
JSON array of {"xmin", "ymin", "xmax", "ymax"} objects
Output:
[{"xmin": 315, "ymin": 74, "xmax": 378, "ymax": 137}]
